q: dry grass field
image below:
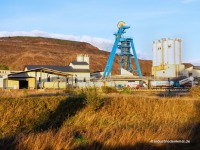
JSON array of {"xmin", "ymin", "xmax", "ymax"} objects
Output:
[{"xmin": 0, "ymin": 87, "xmax": 200, "ymax": 150}]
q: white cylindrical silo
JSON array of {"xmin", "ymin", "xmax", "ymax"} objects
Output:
[
  {"xmin": 167, "ymin": 39, "xmax": 175, "ymax": 65},
  {"xmin": 152, "ymin": 41, "xmax": 157, "ymax": 66},
  {"xmin": 77, "ymin": 54, "xmax": 84, "ymax": 62},
  {"xmin": 83, "ymin": 54, "xmax": 89, "ymax": 64},
  {"xmin": 157, "ymin": 42, "xmax": 162, "ymax": 66},
  {"xmin": 152, "ymin": 38, "xmax": 183, "ymax": 78},
  {"xmin": 174, "ymin": 39, "xmax": 182, "ymax": 64},
  {"xmin": 163, "ymin": 39, "xmax": 168, "ymax": 65},
  {"xmin": 153, "ymin": 40, "xmax": 166, "ymax": 67}
]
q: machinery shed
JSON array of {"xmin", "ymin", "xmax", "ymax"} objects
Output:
[{"xmin": 3, "ymin": 68, "xmax": 73, "ymax": 89}]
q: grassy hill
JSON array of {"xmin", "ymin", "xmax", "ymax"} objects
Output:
[
  {"xmin": 0, "ymin": 36, "xmax": 152, "ymax": 75},
  {"xmin": 0, "ymin": 88, "xmax": 200, "ymax": 149}
]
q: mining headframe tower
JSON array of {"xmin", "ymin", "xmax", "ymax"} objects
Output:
[{"xmin": 103, "ymin": 21, "xmax": 142, "ymax": 77}]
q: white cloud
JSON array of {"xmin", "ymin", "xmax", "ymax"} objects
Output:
[
  {"xmin": 181, "ymin": 0, "xmax": 198, "ymax": 3},
  {"xmin": 136, "ymin": 50, "xmax": 151, "ymax": 60},
  {"xmin": 0, "ymin": 30, "xmax": 149, "ymax": 60},
  {"xmin": 0, "ymin": 30, "xmax": 113, "ymax": 51},
  {"xmin": 185, "ymin": 59, "xmax": 200, "ymax": 66}
]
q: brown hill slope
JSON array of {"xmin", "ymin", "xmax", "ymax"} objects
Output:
[{"xmin": 0, "ymin": 37, "xmax": 152, "ymax": 75}]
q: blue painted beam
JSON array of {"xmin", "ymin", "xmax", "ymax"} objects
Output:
[
  {"xmin": 103, "ymin": 27, "xmax": 124, "ymax": 76},
  {"xmin": 130, "ymin": 39, "xmax": 142, "ymax": 77}
]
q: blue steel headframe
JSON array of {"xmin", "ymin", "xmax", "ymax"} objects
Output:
[
  {"xmin": 118, "ymin": 38, "xmax": 133, "ymax": 72},
  {"xmin": 103, "ymin": 26, "xmax": 127, "ymax": 77},
  {"xmin": 103, "ymin": 24, "xmax": 142, "ymax": 77},
  {"xmin": 130, "ymin": 39, "xmax": 142, "ymax": 76}
]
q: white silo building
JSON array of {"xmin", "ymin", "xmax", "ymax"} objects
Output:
[
  {"xmin": 152, "ymin": 38, "xmax": 185, "ymax": 78},
  {"xmin": 76, "ymin": 54, "xmax": 89, "ymax": 64},
  {"xmin": 77, "ymin": 54, "xmax": 84, "ymax": 62}
]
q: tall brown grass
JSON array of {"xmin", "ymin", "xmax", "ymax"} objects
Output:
[
  {"xmin": 189, "ymin": 86, "xmax": 200, "ymax": 97},
  {"xmin": 0, "ymin": 89, "xmax": 199, "ymax": 150}
]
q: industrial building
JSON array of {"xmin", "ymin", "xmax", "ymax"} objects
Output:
[
  {"xmin": 25, "ymin": 54, "xmax": 90, "ymax": 82},
  {"xmin": 2, "ymin": 68, "xmax": 72, "ymax": 89},
  {"xmin": 0, "ymin": 54, "xmax": 90, "ymax": 89},
  {"xmin": 183, "ymin": 66, "xmax": 200, "ymax": 78},
  {"xmin": 91, "ymin": 71, "xmax": 105, "ymax": 79},
  {"xmin": 152, "ymin": 38, "xmax": 185, "ymax": 78}
]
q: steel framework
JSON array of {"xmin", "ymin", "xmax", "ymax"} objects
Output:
[{"xmin": 103, "ymin": 22, "xmax": 142, "ymax": 77}]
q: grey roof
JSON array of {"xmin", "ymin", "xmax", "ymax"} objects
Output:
[
  {"xmin": 92, "ymin": 71, "xmax": 103, "ymax": 73},
  {"xmin": 193, "ymin": 66, "xmax": 200, "ymax": 70},
  {"xmin": 183, "ymin": 63, "xmax": 193, "ymax": 69},
  {"xmin": 25, "ymin": 65, "xmax": 90, "ymax": 73},
  {"xmin": 8, "ymin": 68, "xmax": 72, "ymax": 78},
  {"xmin": 9, "ymin": 72, "xmax": 31, "ymax": 78},
  {"xmin": 71, "ymin": 61, "xmax": 89, "ymax": 65}
]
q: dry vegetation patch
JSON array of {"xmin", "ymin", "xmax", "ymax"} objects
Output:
[
  {"xmin": 0, "ymin": 89, "xmax": 199, "ymax": 150},
  {"xmin": 189, "ymin": 86, "xmax": 200, "ymax": 98}
]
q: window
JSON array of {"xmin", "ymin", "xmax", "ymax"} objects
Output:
[{"xmin": 47, "ymin": 76, "xmax": 50, "ymax": 82}]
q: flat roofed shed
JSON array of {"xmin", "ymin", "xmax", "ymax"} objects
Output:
[
  {"xmin": 25, "ymin": 65, "xmax": 90, "ymax": 73},
  {"xmin": 8, "ymin": 67, "xmax": 73, "ymax": 78},
  {"xmin": 6, "ymin": 67, "xmax": 74, "ymax": 89}
]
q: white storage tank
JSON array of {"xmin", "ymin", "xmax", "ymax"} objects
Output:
[
  {"xmin": 77, "ymin": 54, "xmax": 84, "ymax": 62},
  {"xmin": 152, "ymin": 38, "xmax": 184, "ymax": 78},
  {"xmin": 83, "ymin": 54, "xmax": 89, "ymax": 64},
  {"xmin": 152, "ymin": 38, "xmax": 182, "ymax": 67}
]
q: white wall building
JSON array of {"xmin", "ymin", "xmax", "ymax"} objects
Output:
[
  {"xmin": 24, "ymin": 54, "xmax": 90, "ymax": 83},
  {"xmin": 0, "ymin": 70, "xmax": 21, "ymax": 89},
  {"xmin": 152, "ymin": 38, "xmax": 185, "ymax": 78},
  {"xmin": 182, "ymin": 66, "xmax": 200, "ymax": 78},
  {"xmin": 0, "ymin": 70, "xmax": 20, "ymax": 76}
]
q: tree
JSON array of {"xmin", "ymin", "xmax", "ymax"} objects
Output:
[{"xmin": 0, "ymin": 64, "xmax": 9, "ymax": 70}]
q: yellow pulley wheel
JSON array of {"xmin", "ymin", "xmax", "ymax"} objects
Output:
[{"xmin": 117, "ymin": 21, "xmax": 125, "ymax": 29}]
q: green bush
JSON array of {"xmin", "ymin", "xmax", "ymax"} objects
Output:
[
  {"xmin": 120, "ymin": 87, "xmax": 132, "ymax": 94},
  {"xmin": 0, "ymin": 64, "xmax": 9, "ymax": 70},
  {"xmin": 101, "ymin": 86, "xmax": 118, "ymax": 94},
  {"xmin": 81, "ymin": 87, "xmax": 104, "ymax": 110}
]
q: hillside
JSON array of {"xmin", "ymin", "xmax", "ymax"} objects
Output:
[{"xmin": 0, "ymin": 37, "xmax": 152, "ymax": 75}]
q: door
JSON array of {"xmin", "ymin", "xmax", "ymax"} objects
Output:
[{"xmin": 19, "ymin": 80, "xmax": 28, "ymax": 89}]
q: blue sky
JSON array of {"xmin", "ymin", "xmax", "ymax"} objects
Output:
[{"xmin": 0, "ymin": 0, "xmax": 200, "ymax": 65}]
